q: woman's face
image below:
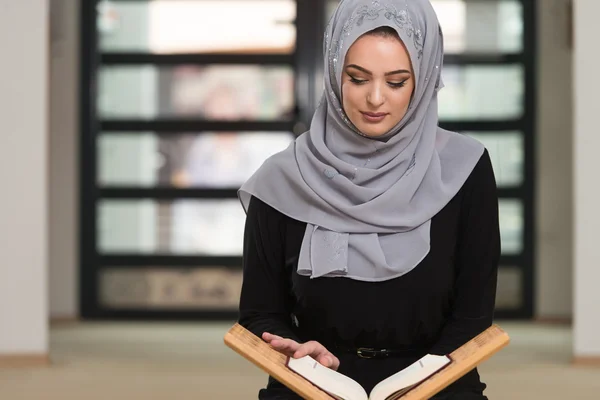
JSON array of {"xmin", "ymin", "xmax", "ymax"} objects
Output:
[{"xmin": 341, "ymin": 33, "xmax": 415, "ymax": 138}]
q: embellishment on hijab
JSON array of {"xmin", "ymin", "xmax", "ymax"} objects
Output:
[
  {"xmin": 324, "ymin": 168, "xmax": 339, "ymax": 179},
  {"xmin": 329, "ymin": 0, "xmax": 424, "ymax": 77},
  {"xmin": 331, "ymin": 90, "xmax": 354, "ymax": 128},
  {"xmin": 323, "ymin": 230, "xmax": 347, "ymax": 264}
]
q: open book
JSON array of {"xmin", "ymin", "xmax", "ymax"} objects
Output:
[
  {"xmin": 287, "ymin": 352, "xmax": 450, "ymax": 400},
  {"xmin": 224, "ymin": 323, "xmax": 509, "ymax": 400}
]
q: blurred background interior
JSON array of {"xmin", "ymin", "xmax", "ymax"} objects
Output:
[{"xmin": 1, "ymin": 0, "xmax": 599, "ymax": 399}]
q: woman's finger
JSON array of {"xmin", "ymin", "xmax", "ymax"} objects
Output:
[
  {"xmin": 325, "ymin": 354, "xmax": 340, "ymax": 371},
  {"xmin": 315, "ymin": 353, "xmax": 340, "ymax": 370},
  {"xmin": 316, "ymin": 353, "xmax": 332, "ymax": 367},
  {"xmin": 271, "ymin": 338, "xmax": 301, "ymax": 352},
  {"xmin": 263, "ymin": 334, "xmax": 302, "ymax": 357},
  {"xmin": 293, "ymin": 341, "xmax": 324, "ymax": 359},
  {"xmin": 262, "ymin": 332, "xmax": 283, "ymax": 342},
  {"xmin": 292, "ymin": 342, "xmax": 340, "ymax": 370},
  {"xmin": 262, "ymin": 335, "xmax": 339, "ymax": 369}
]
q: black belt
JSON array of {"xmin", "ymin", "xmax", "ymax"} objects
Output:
[{"xmin": 334, "ymin": 344, "xmax": 428, "ymax": 359}]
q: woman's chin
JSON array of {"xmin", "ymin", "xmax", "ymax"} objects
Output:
[{"xmin": 355, "ymin": 125, "xmax": 391, "ymax": 138}]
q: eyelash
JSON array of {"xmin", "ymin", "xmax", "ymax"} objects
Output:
[{"xmin": 349, "ymin": 76, "xmax": 408, "ymax": 89}]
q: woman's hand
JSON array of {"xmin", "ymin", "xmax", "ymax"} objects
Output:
[{"xmin": 262, "ymin": 332, "xmax": 340, "ymax": 371}]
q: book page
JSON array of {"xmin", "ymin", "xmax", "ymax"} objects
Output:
[
  {"xmin": 287, "ymin": 356, "xmax": 369, "ymax": 400},
  {"xmin": 368, "ymin": 354, "xmax": 451, "ymax": 400},
  {"xmin": 399, "ymin": 325, "xmax": 510, "ymax": 400}
]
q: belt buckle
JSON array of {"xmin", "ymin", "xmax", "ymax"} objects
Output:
[{"xmin": 356, "ymin": 347, "xmax": 381, "ymax": 359}]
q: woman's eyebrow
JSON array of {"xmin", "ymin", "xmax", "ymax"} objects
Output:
[{"xmin": 345, "ymin": 64, "xmax": 411, "ymax": 76}]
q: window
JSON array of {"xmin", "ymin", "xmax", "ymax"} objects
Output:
[{"xmin": 82, "ymin": 0, "xmax": 301, "ymax": 318}]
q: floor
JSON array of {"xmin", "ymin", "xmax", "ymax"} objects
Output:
[{"xmin": 0, "ymin": 321, "xmax": 598, "ymax": 399}]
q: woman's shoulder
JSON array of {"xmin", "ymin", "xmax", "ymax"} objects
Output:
[
  {"xmin": 456, "ymin": 148, "xmax": 498, "ymax": 213},
  {"xmin": 465, "ymin": 148, "xmax": 494, "ymax": 187},
  {"xmin": 247, "ymin": 195, "xmax": 279, "ymax": 218},
  {"xmin": 247, "ymin": 195, "xmax": 306, "ymax": 228},
  {"xmin": 437, "ymin": 129, "xmax": 495, "ymax": 193}
]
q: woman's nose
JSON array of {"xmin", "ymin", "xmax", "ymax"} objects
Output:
[{"xmin": 367, "ymin": 84, "xmax": 385, "ymax": 107}]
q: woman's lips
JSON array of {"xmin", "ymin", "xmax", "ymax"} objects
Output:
[{"xmin": 361, "ymin": 112, "xmax": 388, "ymax": 123}]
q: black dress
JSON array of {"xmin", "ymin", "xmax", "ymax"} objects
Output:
[{"xmin": 238, "ymin": 151, "xmax": 500, "ymax": 399}]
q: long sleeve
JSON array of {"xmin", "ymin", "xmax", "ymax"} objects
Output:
[
  {"xmin": 238, "ymin": 196, "xmax": 300, "ymax": 342},
  {"xmin": 429, "ymin": 150, "xmax": 501, "ymax": 355}
]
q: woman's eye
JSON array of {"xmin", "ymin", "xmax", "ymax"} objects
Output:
[
  {"xmin": 349, "ymin": 76, "xmax": 367, "ymax": 84},
  {"xmin": 388, "ymin": 80, "xmax": 408, "ymax": 88}
]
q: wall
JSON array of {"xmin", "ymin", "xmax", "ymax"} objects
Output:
[
  {"xmin": 573, "ymin": 0, "xmax": 600, "ymax": 358},
  {"xmin": 535, "ymin": 0, "xmax": 573, "ymax": 319},
  {"xmin": 0, "ymin": 0, "xmax": 49, "ymax": 356},
  {"xmin": 49, "ymin": 0, "xmax": 79, "ymax": 319}
]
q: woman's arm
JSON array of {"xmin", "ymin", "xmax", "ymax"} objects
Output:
[
  {"xmin": 429, "ymin": 150, "xmax": 501, "ymax": 355},
  {"xmin": 238, "ymin": 196, "xmax": 340, "ymax": 373},
  {"xmin": 238, "ymin": 196, "xmax": 300, "ymax": 341}
]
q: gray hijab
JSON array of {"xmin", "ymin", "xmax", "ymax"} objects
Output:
[{"xmin": 239, "ymin": 0, "xmax": 484, "ymax": 282}]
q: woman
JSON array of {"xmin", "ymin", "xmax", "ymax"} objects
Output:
[{"xmin": 237, "ymin": 0, "xmax": 500, "ymax": 398}]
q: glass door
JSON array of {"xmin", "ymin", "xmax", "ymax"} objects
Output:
[{"xmin": 81, "ymin": 0, "xmax": 305, "ymax": 319}]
